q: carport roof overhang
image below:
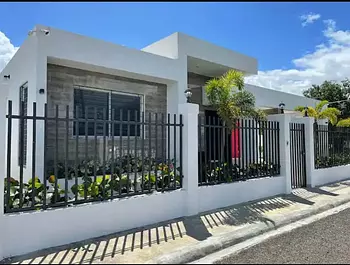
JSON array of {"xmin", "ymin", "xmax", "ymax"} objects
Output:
[
  {"xmin": 187, "ymin": 56, "xmax": 256, "ymax": 78},
  {"xmin": 179, "ymin": 32, "xmax": 257, "ymax": 77}
]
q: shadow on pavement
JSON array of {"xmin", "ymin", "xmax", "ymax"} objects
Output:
[{"xmin": 306, "ymin": 187, "xmax": 338, "ymax": 197}]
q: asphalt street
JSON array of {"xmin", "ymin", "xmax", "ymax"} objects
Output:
[{"xmin": 216, "ymin": 208, "xmax": 350, "ymax": 264}]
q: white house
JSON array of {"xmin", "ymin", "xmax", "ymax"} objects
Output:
[
  {"xmin": 0, "ymin": 25, "xmax": 338, "ymax": 261},
  {"xmin": 0, "ymin": 24, "xmax": 318, "ymax": 183}
]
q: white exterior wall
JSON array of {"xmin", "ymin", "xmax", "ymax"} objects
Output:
[
  {"xmin": 244, "ymin": 84, "xmax": 319, "ymax": 111},
  {"xmin": 0, "ymin": 35, "xmax": 39, "ymax": 182},
  {"xmin": 312, "ymin": 165, "xmax": 350, "ymax": 187},
  {"xmin": 202, "ymin": 84, "xmax": 319, "ymax": 111},
  {"xmin": 198, "ymin": 176, "xmax": 285, "ymax": 213},
  {"xmin": 142, "ymin": 33, "xmax": 179, "ymax": 59},
  {"xmin": 2, "ymin": 190, "xmax": 186, "ymax": 258}
]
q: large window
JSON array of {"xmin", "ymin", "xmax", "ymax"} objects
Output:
[
  {"xmin": 18, "ymin": 82, "xmax": 28, "ymax": 167},
  {"xmin": 73, "ymin": 87, "xmax": 142, "ymax": 137}
]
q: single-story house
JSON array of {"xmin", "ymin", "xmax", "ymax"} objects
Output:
[{"xmin": 0, "ymin": 24, "xmax": 318, "ymax": 181}]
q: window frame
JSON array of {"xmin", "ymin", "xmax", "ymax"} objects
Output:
[{"xmin": 73, "ymin": 85, "xmax": 145, "ymax": 138}]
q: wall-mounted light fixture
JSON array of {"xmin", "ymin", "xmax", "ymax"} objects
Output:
[
  {"xmin": 3, "ymin": 75, "xmax": 10, "ymax": 79},
  {"xmin": 304, "ymin": 106, "xmax": 308, "ymax": 117},
  {"xmin": 278, "ymin": 102, "xmax": 285, "ymax": 114},
  {"xmin": 184, "ymin": 88, "xmax": 192, "ymax": 103},
  {"xmin": 39, "ymin": 88, "xmax": 45, "ymax": 94}
]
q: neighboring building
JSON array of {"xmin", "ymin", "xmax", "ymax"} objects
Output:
[{"xmin": 0, "ymin": 25, "xmax": 318, "ymax": 181}]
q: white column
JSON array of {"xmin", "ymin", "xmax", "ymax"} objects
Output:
[
  {"xmin": 167, "ymin": 78, "xmax": 188, "ymax": 163},
  {"xmin": 179, "ymin": 103, "xmax": 199, "ymax": 216},
  {"xmin": 0, "ymin": 93, "xmax": 8, "ymax": 260},
  {"xmin": 268, "ymin": 114, "xmax": 292, "ymax": 194},
  {"xmin": 34, "ymin": 54, "xmax": 47, "ymax": 182}
]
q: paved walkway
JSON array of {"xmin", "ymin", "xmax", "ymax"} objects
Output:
[{"xmin": 3, "ymin": 180, "xmax": 350, "ymax": 264}]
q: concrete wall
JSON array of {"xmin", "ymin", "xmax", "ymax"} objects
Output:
[
  {"xmin": 2, "ymin": 190, "xmax": 186, "ymax": 258},
  {"xmin": 142, "ymin": 32, "xmax": 258, "ymax": 75},
  {"xmin": 198, "ymin": 176, "xmax": 285, "ymax": 213},
  {"xmin": 312, "ymin": 165, "xmax": 350, "ymax": 187},
  {"xmin": 178, "ymin": 33, "xmax": 258, "ymax": 75},
  {"xmin": 244, "ymin": 84, "xmax": 319, "ymax": 111},
  {"xmin": 142, "ymin": 33, "xmax": 179, "ymax": 59}
]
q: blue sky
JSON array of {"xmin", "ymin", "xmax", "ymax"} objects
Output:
[{"xmin": 1, "ymin": 2, "xmax": 350, "ymax": 95}]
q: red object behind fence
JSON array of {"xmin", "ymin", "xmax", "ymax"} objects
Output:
[{"xmin": 231, "ymin": 121, "xmax": 240, "ymax": 158}]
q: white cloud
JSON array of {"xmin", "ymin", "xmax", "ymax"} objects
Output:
[
  {"xmin": 245, "ymin": 18, "xmax": 350, "ymax": 95},
  {"xmin": 0, "ymin": 31, "xmax": 18, "ymax": 73},
  {"xmin": 300, "ymin": 12, "xmax": 321, "ymax": 27}
]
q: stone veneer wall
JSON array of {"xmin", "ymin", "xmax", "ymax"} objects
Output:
[{"xmin": 46, "ymin": 64, "xmax": 170, "ymax": 165}]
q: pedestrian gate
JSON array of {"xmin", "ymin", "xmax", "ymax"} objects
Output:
[{"xmin": 289, "ymin": 123, "xmax": 307, "ymax": 188}]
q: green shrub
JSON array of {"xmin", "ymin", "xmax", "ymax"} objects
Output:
[
  {"xmin": 200, "ymin": 161, "xmax": 280, "ymax": 185},
  {"xmin": 315, "ymin": 153, "xmax": 350, "ymax": 168},
  {"xmin": 4, "ymin": 176, "xmax": 66, "ymax": 211}
]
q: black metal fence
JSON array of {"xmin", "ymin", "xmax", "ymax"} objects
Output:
[
  {"xmin": 314, "ymin": 122, "xmax": 350, "ymax": 169},
  {"xmin": 198, "ymin": 115, "xmax": 280, "ymax": 186},
  {"xmin": 5, "ymin": 101, "xmax": 183, "ymax": 213}
]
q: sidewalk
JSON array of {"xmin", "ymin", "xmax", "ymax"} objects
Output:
[{"xmin": 3, "ymin": 180, "xmax": 350, "ymax": 264}]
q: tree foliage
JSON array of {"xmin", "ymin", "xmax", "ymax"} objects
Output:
[
  {"xmin": 205, "ymin": 70, "xmax": 265, "ymax": 128},
  {"xmin": 303, "ymin": 79, "xmax": 350, "ymax": 118},
  {"xmin": 294, "ymin": 100, "xmax": 341, "ymax": 125}
]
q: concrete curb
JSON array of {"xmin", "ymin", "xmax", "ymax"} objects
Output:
[{"xmin": 146, "ymin": 192, "xmax": 350, "ymax": 264}]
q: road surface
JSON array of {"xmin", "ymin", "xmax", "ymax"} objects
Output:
[{"xmin": 216, "ymin": 208, "xmax": 350, "ymax": 264}]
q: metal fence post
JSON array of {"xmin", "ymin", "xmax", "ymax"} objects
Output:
[
  {"xmin": 179, "ymin": 103, "xmax": 199, "ymax": 216},
  {"xmin": 268, "ymin": 114, "xmax": 292, "ymax": 194}
]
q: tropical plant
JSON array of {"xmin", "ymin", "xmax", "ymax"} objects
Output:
[
  {"xmin": 205, "ymin": 70, "xmax": 265, "ymax": 128},
  {"xmin": 47, "ymin": 155, "xmax": 172, "ymax": 180},
  {"xmin": 4, "ymin": 176, "xmax": 66, "ymax": 211},
  {"xmin": 204, "ymin": 70, "xmax": 266, "ymax": 161},
  {"xmin": 336, "ymin": 118, "xmax": 350, "ymax": 127},
  {"xmin": 199, "ymin": 161, "xmax": 280, "ymax": 185},
  {"xmin": 294, "ymin": 100, "xmax": 341, "ymax": 125},
  {"xmin": 69, "ymin": 158, "xmax": 182, "ymax": 199},
  {"xmin": 315, "ymin": 153, "xmax": 350, "ymax": 169}
]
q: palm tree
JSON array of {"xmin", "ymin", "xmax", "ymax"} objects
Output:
[
  {"xmin": 294, "ymin": 100, "xmax": 341, "ymax": 125},
  {"xmin": 204, "ymin": 70, "xmax": 265, "ymax": 161},
  {"xmin": 336, "ymin": 118, "xmax": 350, "ymax": 127},
  {"xmin": 296, "ymin": 101, "xmax": 341, "ymax": 158}
]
